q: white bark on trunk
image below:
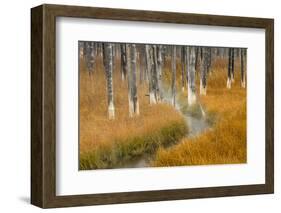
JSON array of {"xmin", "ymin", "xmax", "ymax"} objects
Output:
[
  {"xmin": 187, "ymin": 47, "xmax": 197, "ymax": 106},
  {"xmin": 171, "ymin": 46, "xmax": 177, "ymax": 107},
  {"xmin": 181, "ymin": 46, "xmax": 186, "ymax": 91},
  {"xmin": 127, "ymin": 44, "xmax": 139, "ymax": 117},
  {"xmin": 103, "ymin": 43, "xmax": 115, "ymax": 119},
  {"xmin": 240, "ymin": 48, "xmax": 246, "ymax": 88},
  {"xmin": 145, "ymin": 45, "xmax": 156, "ymax": 104},
  {"xmin": 157, "ymin": 45, "xmax": 163, "ymax": 100},
  {"xmin": 131, "ymin": 44, "xmax": 139, "ymax": 116},
  {"xmin": 200, "ymin": 47, "xmax": 207, "ymax": 95},
  {"xmin": 126, "ymin": 44, "xmax": 133, "ymax": 117},
  {"xmin": 227, "ymin": 48, "xmax": 232, "ymax": 89}
]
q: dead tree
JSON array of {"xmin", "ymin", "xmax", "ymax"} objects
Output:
[
  {"xmin": 139, "ymin": 46, "xmax": 147, "ymax": 83},
  {"xmin": 79, "ymin": 41, "xmax": 84, "ymax": 58},
  {"xmin": 171, "ymin": 46, "xmax": 177, "ymax": 107},
  {"xmin": 82, "ymin": 41, "xmax": 87, "ymax": 59},
  {"xmin": 206, "ymin": 47, "xmax": 212, "ymax": 73},
  {"xmin": 85, "ymin": 42, "xmax": 96, "ymax": 77},
  {"xmin": 103, "ymin": 43, "xmax": 115, "ymax": 119},
  {"xmin": 227, "ymin": 48, "xmax": 233, "ymax": 89},
  {"xmin": 145, "ymin": 45, "xmax": 161, "ymax": 104},
  {"xmin": 181, "ymin": 46, "xmax": 186, "ymax": 91},
  {"xmin": 231, "ymin": 48, "xmax": 235, "ymax": 82},
  {"xmin": 151, "ymin": 45, "xmax": 159, "ymax": 102},
  {"xmin": 120, "ymin": 44, "xmax": 127, "ymax": 80},
  {"xmin": 156, "ymin": 45, "xmax": 163, "ymax": 100},
  {"xmin": 145, "ymin": 45, "xmax": 156, "ymax": 104},
  {"xmin": 240, "ymin": 48, "xmax": 246, "ymax": 88},
  {"xmin": 139, "ymin": 46, "xmax": 144, "ymax": 83},
  {"xmin": 187, "ymin": 46, "xmax": 197, "ymax": 105},
  {"xmin": 126, "ymin": 44, "xmax": 139, "ymax": 117},
  {"xmin": 200, "ymin": 47, "xmax": 208, "ymax": 95},
  {"xmin": 194, "ymin": 47, "xmax": 199, "ymax": 70}
]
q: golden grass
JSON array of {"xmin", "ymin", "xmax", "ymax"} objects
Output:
[
  {"xmin": 152, "ymin": 58, "xmax": 247, "ymax": 166},
  {"xmin": 79, "ymin": 55, "xmax": 187, "ymax": 169}
]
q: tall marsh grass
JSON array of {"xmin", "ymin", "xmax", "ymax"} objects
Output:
[
  {"xmin": 79, "ymin": 56, "xmax": 187, "ymax": 169},
  {"xmin": 152, "ymin": 59, "xmax": 247, "ymax": 166}
]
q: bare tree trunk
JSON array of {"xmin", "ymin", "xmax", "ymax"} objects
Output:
[
  {"xmin": 79, "ymin": 41, "xmax": 84, "ymax": 58},
  {"xmin": 187, "ymin": 47, "xmax": 197, "ymax": 105},
  {"xmin": 127, "ymin": 44, "xmax": 139, "ymax": 117},
  {"xmin": 103, "ymin": 43, "xmax": 115, "ymax": 119},
  {"xmin": 139, "ymin": 46, "xmax": 144, "ymax": 84},
  {"xmin": 152, "ymin": 45, "xmax": 161, "ymax": 102},
  {"xmin": 206, "ymin": 47, "xmax": 212, "ymax": 74},
  {"xmin": 120, "ymin": 44, "xmax": 127, "ymax": 81},
  {"xmin": 139, "ymin": 46, "xmax": 147, "ymax": 83},
  {"xmin": 227, "ymin": 48, "xmax": 232, "ymax": 89},
  {"xmin": 102, "ymin": 43, "xmax": 107, "ymax": 71},
  {"xmin": 231, "ymin": 48, "xmax": 235, "ymax": 82},
  {"xmin": 171, "ymin": 46, "xmax": 177, "ymax": 107},
  {"xmin": 181, "ymin": 46, "xmax": 186, "ymax": 91},
  {"xmin": 157, "ymin": 45, "xmax": 163, "ymax": 101},
  {"xmin": 154, "ymin": 45, "xmax": 163, "ymax": 102},
  {"xmin": 200, "ymin": 47, "xmax": 208, "ymax": 95},
  {"xmin": 126, "ymin": 44, "xmax": 133, "ymax": 116},
  {"xmin": 185, "ymin": 46, "xmax": 189, "ymax": 90},
  {"xmin": 82, "ymin": 41, "xmax": 87, "ymax": 59},
  {"xmin": 85, "ymin": 42, "xmax": 96, "ymax": 78},
  {"xmin": 195, "ymin": 47, "xmax": 200, "ymax": 70},
  {"xmin": 240, "ymin": 48, "xmax": 246, "ymax": 88},
  {"xmin": 145, "ymin": 45, "xmax": 156, "ymax": 104}
]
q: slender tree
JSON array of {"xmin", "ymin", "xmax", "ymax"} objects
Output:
[
  {"xmin": 79, "ymin": 41, "xmax": 83, "ymax": 58},
  {"xmin": 171, "ymin": 46, "xmax": 177, "ymax": 107},
  {"xmin": 181, "ymin": 46, "xmax": 186, "ymax": 91},
  {"xmin": 200, "ymin": 47, "xmax": 208, "ymax": 95},
  {"xmin": 127, "ymin": 44, "xmax": 139, "ymax": 117},
  {"xmin": 156, "ymin": 45, "xmax": 163, "ymax": 99},
  {"xmin": 152, "ymin": 45, "xmax": 160, "ymax": 102},
  {"xmin": 195, "ymin": 47, "xmax": 200, "ymax": 71},
  {"xmin": 187, "ymin": 46, "xmax": 197, "ymax": 105},
  {"xmin": 103, "ymin": 43, "xmax": 115, "ymax": 119},
  {"xmin": 227, "ymin": 48, "xmax": 233, "ymax": 89},
  {"xmin": 139, "ymin": 46, "xmax": 147, "ymax": 83},
  {"xmin": 145, "ymin": 45, "xmax": 156, "ymax": 104},
  {"xmin": 82, "ymin": 41, "xmax": 87, "ymax": 59},
  {"xmin": 85, "ymin": 42, "xmax": 96, "ymax": 77},
  {"xmin": 206, "ymin": 47, "xmax": 212, "ymax": 74},
  {"xmin": 231, "ymin": 48, "xmax": 235, "ymax": 82},
  {"xmin": 102, "ymin": 43, "xmax": 107, "ymax": 70},
  {"xmin": 240, "ymin": 48, "xmax": 246, "ymax": 88},
  {"xmin": 154, "ymin": 45, "xmax": 163, "ymax": 101},
  {"xmin": 120, "ymin": 44, "xmax": 127, "ymax": 81}
]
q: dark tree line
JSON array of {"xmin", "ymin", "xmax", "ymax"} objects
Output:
[{"xmin": 79, "ymin": 41, "xmax": 247, "ymax": 119}]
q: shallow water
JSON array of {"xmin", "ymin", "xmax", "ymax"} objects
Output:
[
  {"xmin": 118, "ymin": 92, "xmax": 211, "ymax": 168},
  {"xmin": 184, "ymin": 113, "xmax": 210, "ymax": 137},
  {"xmin": 120, "ymin": 113, "xmax": 210, "ymax": 168}
]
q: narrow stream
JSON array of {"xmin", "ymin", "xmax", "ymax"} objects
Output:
[{"xmin": 119, "ymin": 88, "xmax": 211, "ymax": 168}]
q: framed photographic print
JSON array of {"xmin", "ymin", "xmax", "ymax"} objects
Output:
[{"xmin": 31, "ymin": 4, "xmax": 274, "ymax": 208}]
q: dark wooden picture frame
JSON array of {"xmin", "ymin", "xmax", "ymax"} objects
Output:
[{"xmin": 31, "ymin": 4, "xmax": 274, "ymax": 208}]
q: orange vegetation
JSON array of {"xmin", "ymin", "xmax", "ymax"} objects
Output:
[
  {"xmin": 79, "ymin": 56, "xmax": 187, "ymax": 169},
  {"xmin": 152, "ymin": 58, "xmax": 247, "ymax": 166}
]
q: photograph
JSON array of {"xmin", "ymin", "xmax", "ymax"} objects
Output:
[
  {"xmin": 29, "ymin": 3, "xmax": 274, "ymax": 208},
  {"xmin": 79, "ymin": 41, "xmax": 247, "ymax": 170}
]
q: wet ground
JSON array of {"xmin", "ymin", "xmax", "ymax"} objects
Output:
[{"xmin": 118, "ymin": 88, "xmax": 212, "ymax": 169}]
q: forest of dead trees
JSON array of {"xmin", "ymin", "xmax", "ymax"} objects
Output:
[{"xmin": 79, "ymin": 41, "xmax": 247, "ymax": 120}]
